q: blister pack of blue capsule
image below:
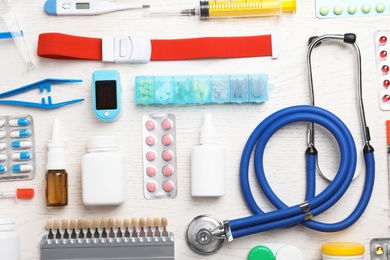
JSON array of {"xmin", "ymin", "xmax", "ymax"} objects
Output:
[
  {"xmin": 0, "ymin": 115, "xmax": 35, "ymax": 181},
  {"xmin": 316, "ymin": 0, "xmax": 390, "ymax": 18},
  {"xmin": 135, "ymin": 73, "xmax": 269, "ymax": 105}
]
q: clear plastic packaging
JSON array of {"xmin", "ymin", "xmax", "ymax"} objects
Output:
[{"xmin": 0, "ymin": 115, "xmax": 35, "ymax": 181}]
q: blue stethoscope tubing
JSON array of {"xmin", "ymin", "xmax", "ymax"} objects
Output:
[{"xmin": 230, "ymin": 105, "xmax": 375, "ymax": 239}]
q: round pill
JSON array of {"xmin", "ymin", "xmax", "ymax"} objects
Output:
[
  {"xmin": 0, "ymin": 154, "xmax": 7, "ymax": 162},
  {"xmin": 362, "ymin": 4, "xmax": 371, "ymax": 14},
  {"xmin": 11, "ymin": 152, "xmax": 32, "ymax": 161},
  {"xmin": 162, "ymin": 150, "xmax": 173, "ymax": 161},
  {"xmin": 348, "ymin": 5, "xmax": 357, "ymax": 14},
  {"xmin": 383, "ymin": 94, "xmax": 390, "ymax": 103},
  {"xmin": 384, "ymin": 80, "xmax": 390, "ymax": 88},
  {"xmin": 161, "ymin": 119, "xmax": 173, "ymax": 130},
  {"xmin": 376, "ymin": 3, "xmax": 385, "ymax": 13},
  {"xmin": 0, "ymin": 165, "xmax": 6, "ymax": 173},
  {"xmin": 10, "ymin": 129, "xmax": 31, "ymax": 138},
  {"xmin": 162, "ymin": 180, "xmax": 174, "ymax": 192},
  {"xmin": 380, "ymin": 36, "xmax": 388, "ymax": 45},
  {"xmin": 146, "ymin": 181, "xmax": 157, "ymax": 193},
  {"xmin": 380, "ymin": 50, "xmax": 388, "ymax": 59},
  {"xmin": 319, "ymin": 6, "xmax": 329, "ymax": 16},
  {"xmin": 11, "ymin": 140, "xmax": 32, "ymax": 149},
  {"xmin": 12, "ymin": 164, "xmax": 33, "ymax": 173},
  {"xmin": 146, "ymin": 166, "xmax": 157, "ymax": 177},
  {"xmin": 333, "ymin": 5, "xmax": 343, "ymax": 15},
  {"xmin": 161, "ymin": 134, "xmax": 173, "ymax": 146},
  {"xmin": 162, "ymin": 165, "xmax": 174, "ymax": 177},
  {"xmin": 146, "ymin": 151, "xmax": 156, "ymax": 161},
  {"xmin": 382, "ymin": 65, "xmax": 389, "ymax": 74},
  {"xmin": 0, "ymin": 143, "xmax": 6, "ymax": 151},
  {"xmin": 145, "ymin": 136, "xmax": 156, "ymax": 146},
  {"xmin": 9, "ymin": 118, "xmax": 30, "ymax": 127},
  {"xmin": 0, "ymin": 131, "xmax": 5, "ymax": 139},
  {"xmin": 145, "ymin": 120, "xmax": 155, "ymax": 131}
]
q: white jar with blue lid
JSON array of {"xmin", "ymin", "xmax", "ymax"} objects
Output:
[{"xmin": 0, "ymin": 218, "xmax": 19, "ymax": 260}]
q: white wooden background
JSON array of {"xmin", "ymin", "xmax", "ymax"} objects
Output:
[{"xmin": 0, "ymin": 0, "xmax": 389, "ymax": 259}]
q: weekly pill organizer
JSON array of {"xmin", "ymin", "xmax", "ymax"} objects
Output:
[
  {"xmin": 135, "ymin": 73, "xmax": 270, "ymax": 105},
  {"xmin": 0, "ymin": 115, "xmax": 35, "ymax": 181},
  {"xmin": 316, "ymin": 0, "xmax": 390, "ymax": 18}
]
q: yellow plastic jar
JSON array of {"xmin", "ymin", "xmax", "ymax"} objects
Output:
[{"xmin": 322, "ymin": 242, "xmax": 365, "ymax": 260}]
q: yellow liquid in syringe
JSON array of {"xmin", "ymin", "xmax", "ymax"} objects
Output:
[{"xmin": 200, "ymin": 0, "xmax": 296, "ymax": 19}]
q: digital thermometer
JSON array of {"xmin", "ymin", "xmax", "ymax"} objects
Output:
[
  {"xmin": 92, "ymin": 70, "xmax": 122, "ymax": 122},
  {"xmin": 44, "ymin": 0, "xmax": 149, "ymax": 16}
]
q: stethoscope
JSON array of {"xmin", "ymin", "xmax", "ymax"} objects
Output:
[{"xmin": 185, "ymin": 33, "xmax": 375, "ymax": 255}]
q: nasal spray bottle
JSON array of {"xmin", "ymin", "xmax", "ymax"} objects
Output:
[
  {"xmin": 46, "ymin": 117, "xmax": 68, "ymax": 207},
  {"xmin": 191, "ymin": 113, "xmax": 225, "ymax": 197}
]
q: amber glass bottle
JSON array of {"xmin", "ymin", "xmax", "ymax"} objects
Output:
[{"xmin": 46, "ymin": 169, "xmax": 68, "ymax": 206}]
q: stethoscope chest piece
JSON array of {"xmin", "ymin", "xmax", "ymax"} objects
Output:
[{"xmin": 186, "ymin": 215, "xmax": 225, "ymax": 255}]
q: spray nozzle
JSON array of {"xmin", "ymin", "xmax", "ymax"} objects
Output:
[
  {"xmin": 46, "ymin": 117, "xmax": 66, "ymax": 170},
  {"xmin": 200, "ymin": 113, "xmax": 217, "ymax": 145}
]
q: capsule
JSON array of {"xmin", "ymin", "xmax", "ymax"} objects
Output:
[
  {"xmin": 12, "ymin": 164, "xmax": 33, "ymax": 173},
  {"xmin": 0, "ymin": 165, "xmax": 6, "ymax": 173},
  {"xmin": 0, "ymin": 131, "xmax": 5, "ymax": 139},
  {"xmin": 10, "ymin": 129, "xmax": 31, "ymax": 138},
  {"xmin": 0, "ymin": 143, "xmax": 6, "ymax": 151},
  {"xmin": 0, "ymin": 154, "xmax": 7, "ymax": 162},
  {"xmin": 11, "ymin": 152, "xmax": 32, "ymax": 161},
  {"xmin": 9, "ymin": 118, "xmax": 30, "ymax": 127},
  {"xmin": 0, "ymin": 119, "xmax": 4, "ymax": 128},
  {"xmin": 10, "ymin": 141, "xmax": 32, "ymax": 149}
]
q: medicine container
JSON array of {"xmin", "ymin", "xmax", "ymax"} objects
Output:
[
  {"xmin": 81, "ymin": 136, "xmax": 126, "ymax": 206},
  {"xmin": 0, "ymin": 218, "xmax": 19, "ymax": 260}
]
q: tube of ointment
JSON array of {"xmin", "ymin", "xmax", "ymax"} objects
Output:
[{"xmin": 386, "ymin": 120, "xmax": 390, "ymax": 215}]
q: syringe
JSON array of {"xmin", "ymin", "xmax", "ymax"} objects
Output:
[{"xmin": 180, "ymin": 0, "xmax": 296, "ymax": 19}]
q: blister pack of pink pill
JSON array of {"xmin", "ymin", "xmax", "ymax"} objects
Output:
[
  {"xmin": 375, "ymin": 30, "xmax": 390, "ymax": 110},
  {"xmin": 142, "ymin": 113, "xmax": 177, "ymax": 199},
  {"xmin": 0, "ymin": 115, "xmax": 35, "ymax": 181}
]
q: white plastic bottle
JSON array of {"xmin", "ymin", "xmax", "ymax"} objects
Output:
[
  {"xmin": 0, "ymin": 218, "xmax": 19, "ymax": 260},
  {"xmin": 82, "ymin": 136, "xmax": 126, "ymax": 206},
  {"xmin": 191, "ymin": 113, "xmax": 226, "ymax": 197}
]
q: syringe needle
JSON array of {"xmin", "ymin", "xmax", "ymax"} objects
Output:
[{"xmin": 180, "ymin": 8, "xmax": 198, "ymax": 16}]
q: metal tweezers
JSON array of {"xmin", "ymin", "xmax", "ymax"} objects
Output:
[{"xmin": 0, "ymin": 78, "xmax": 84, "ymax": 109}]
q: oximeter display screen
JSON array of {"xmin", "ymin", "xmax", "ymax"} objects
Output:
[
  {"xmin": 76, "ymin": 3, "xmax": 90, "ymax": 9},
  {"xmin": 96, "ymin": 80, "xmax": 117, "ymax": 110}
]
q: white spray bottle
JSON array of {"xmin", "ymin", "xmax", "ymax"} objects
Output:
[{"xmin": 191, "ymin": 113, "xmax": 226, "ymax": 197}]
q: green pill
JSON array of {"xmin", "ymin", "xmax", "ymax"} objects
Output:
[
  {"xmin": 319, "ymin": 6, "xmax": 329, "ymax": 16},
  {"xmin": 376, "ymin": 3, "xmax": 385, "ymax": 13},
  {"xmin": 348, "ymin": 5, "xmax": 357, "ymax": 14},
  {"xmin": 333, "ymin": 5, "xmax": 343, "ymax": 15},
  {"xmin": 362, "ymin": 4, "xmax": 371, "ymax": 14}
]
